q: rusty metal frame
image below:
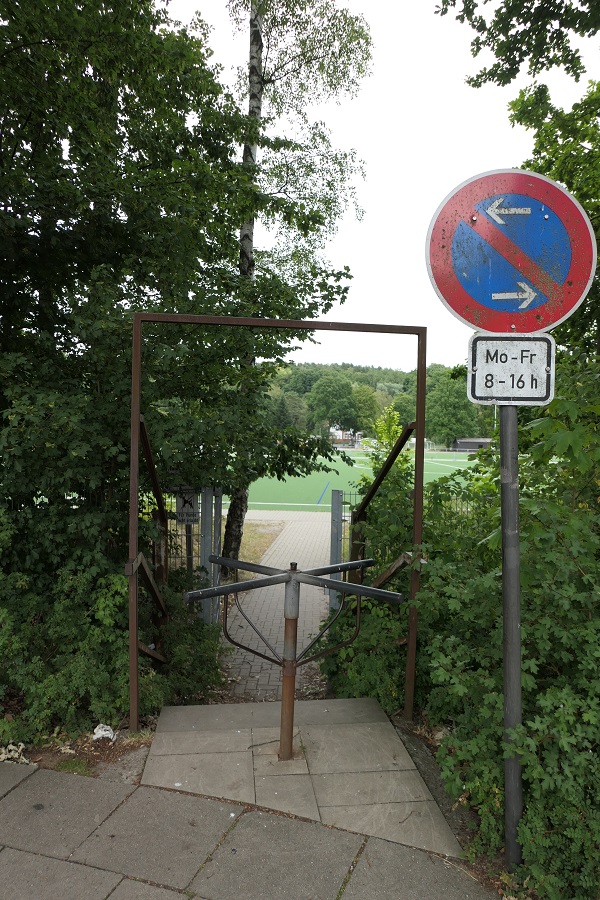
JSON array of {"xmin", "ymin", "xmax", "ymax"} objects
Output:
[{"xmin": 127, "ymin": 313, "xmax": 426, "ymax": 731}]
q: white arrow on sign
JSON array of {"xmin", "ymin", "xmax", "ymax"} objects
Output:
[
  {"xmin": 487, "ymin": 197, "xmax": 532, "ymax": 225},
  {"xmin": 491, "ymin": 282, "xmax": 537, "ymax": 309}
]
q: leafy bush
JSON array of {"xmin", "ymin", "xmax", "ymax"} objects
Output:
[
  {"xmin": 420, "ymin": 471, "xmax": 600, "ymax": 898},
  {"xmin": 319, "ymin": 599, "xmax": 408, "ymax": 714},
  {"xmin": 0, "ymin": 559, "xmax": 130, "ymax": 743},
  {"xmin": 319, "ymin": 407, "xmax": 417, "ymax": 713},
  {"xmin": 138, "ymin": 571, "xmax": 225, "ymax": 716},
  {"xmin": 0, "ymin": 510, "xmax": 224, "ymax": 743}
]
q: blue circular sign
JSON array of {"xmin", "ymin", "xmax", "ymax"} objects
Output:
[{"xmin": 427, "ymin": 170, "xmax": 597, "ymax": 333}]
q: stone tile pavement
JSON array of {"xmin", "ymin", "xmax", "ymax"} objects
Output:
[
  {"xmin": 223, "ymin": 510, "xmax": 332, "ymax": 699},
  {"xmin": 143, "ymin": 698, "xmax": 463, "ymax": 858},
  {"xmin": 0, "ymin": 758, "xmax": 495, "ymax": 900}
]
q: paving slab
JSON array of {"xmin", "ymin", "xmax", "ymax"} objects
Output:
[
  {"xmin": 188, "ymin": 809, "xmax": 364, "ymax": 900},
  {"xmin": 95, "ymin": 745, "xmax": 150, "ymax": 784},
  {"xmin": 0, "ymin": 762, "xmax": 36, "ymax": 799},
  {"xmin": 312, "ymin": 770, "xmax": 432, "ymax": 806},
  {"xmin": 0, "ymin": 847, "xmax": 121, "ymax": 900},
  {"xmin": 142, "ymin": 749, "xmax": 255, "ymax": 803},
  {"xmin": 342, "ymin": 837, "xmax": 497, "ymax": 899},
  {"xmin": 156, "ymin": 697, "xmax": 387, "ymax": 733},
  {"xmin": 72, "ymin": 786, "xmax": 243, "ymax": 890},
  {"xmin": 301, "ymin": 721, "xmax": 416, "ymax": 773},
  {"xmin": 251, "ymin": 727, "xmax": 307, "ymax": 776},
  {"xmin": 293, "ymin": 697, "xmax": 389, "ymax": 725},
  {"xmin": 0, "ymin": 768, "xmax": 134, "ymax": 858},
  {"xmin": 108, "ymin": 879, "xmax": 184, "ymax": 899},
  {"xmin": 150, "ymin": 729, "xmax": 252, "ymax": 755},
  {"xmin": 320, "ymin": 800, "xmax": 462, "ymax": 857},
  {"xmin": 156, "ymin": 703, "xmax": 282, "ymax": 732},
  {"xmin": 255, "ymin": 773, "xmax": 320, "ymax": 819},
  {"xmin": 147, "ymin": 700, "xmax": 462, "ymax": 858}
]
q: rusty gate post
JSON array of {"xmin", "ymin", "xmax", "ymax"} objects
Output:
[
  {"xmin": 280, "ymin": 563, "xmax": 299, "ymax": 761},
  {"xmin": 404, "ymin": 328, "xmax": 427, "ymax": 719}
]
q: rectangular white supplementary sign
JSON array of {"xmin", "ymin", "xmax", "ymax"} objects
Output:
[{"xmin": 468, "ymin": 334, "xmax": 555, "ymax": 406}]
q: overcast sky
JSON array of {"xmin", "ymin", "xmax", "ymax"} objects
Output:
[{"xmin": 168, "ymin": 1, "xmax": 597, "ymax": 371}]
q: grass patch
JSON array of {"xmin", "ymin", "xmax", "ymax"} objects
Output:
[
  {"xmin": 237, "ymin": 519, "xmax": 284, "ymax": 578},
  {"xmin": 55, "ymin": 757, "xmax": 94, "ymax": 776},
  {"xmin": 243, "ymin": 450, "xmax": 478, "ymax": 509}
]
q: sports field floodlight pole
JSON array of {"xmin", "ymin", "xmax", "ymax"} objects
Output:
[{"xmin": 127, "ymin": 313, "xmax": 427, "ymax": 732}]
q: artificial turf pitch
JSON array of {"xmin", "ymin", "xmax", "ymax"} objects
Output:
[{"xmin": 243, "ymin": 449, "xmax": 475, "ymax": 512}]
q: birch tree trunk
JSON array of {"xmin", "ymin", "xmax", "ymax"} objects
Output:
[
  {"xmin": 222, "ymin": 5, "xmax": 263, "ymax": 567},
  {"xmin": 222, "ymin": 0, "xmax": 372, "ymax": 567}
]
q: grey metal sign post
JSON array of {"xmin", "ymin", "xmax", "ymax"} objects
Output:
[
  {"xmin": 468, "ymin": 333, "xmax": 557, "ymax": 868},
  {"xmin": 499, "ymin": 404, "xmax": 523, "ymax": 867}
]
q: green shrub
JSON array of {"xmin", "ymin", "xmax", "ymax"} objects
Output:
[
  {"xmin": 319, "ymin": 599, "xmax": 408, "ymax": 714},
  {"xmin": 0, "ymin": 537, "xmax": 224, "ymax": 743},
  {"xmin": 0, "ymin": 566, "xmax": 130, "ymax": 743}
]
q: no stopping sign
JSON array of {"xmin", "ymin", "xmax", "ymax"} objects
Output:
[{"xmin": 426, "ymin": 169, "xmax": 597, "ymax": 333}]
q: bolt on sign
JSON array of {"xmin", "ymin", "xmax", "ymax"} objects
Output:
[{"xmin": 176, "ymin": 491, "xmax": 199, "ymax": 524}]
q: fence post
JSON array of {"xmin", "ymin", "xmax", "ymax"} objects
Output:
[
  {"xmin": 348, "ymin": 512, "xmax": 365, "ymax": 584},
  {"xmin": 200, "ymin": 487, "xmax": 214, "ymax": 623},
  {"xmin": 329, "ymin": 490, "xmax": 343, "ymax": 611},
  {"xmin": 212, "ymin": 488, "xmax": 223, "ymax": 621},
  {"xmin": 185, "ymin": 523, "xmax": 194, "ymax": 575}
]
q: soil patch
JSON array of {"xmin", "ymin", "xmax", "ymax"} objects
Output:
[{"xmin": 28, "ymin": 729, "xmax": 154, "ymax": 782}]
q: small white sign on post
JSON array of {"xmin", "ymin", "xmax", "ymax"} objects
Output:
[
  {"xmin": 176, "ymin": 490, "xmax": 199, "ymax": 524},
  {"xmin": 468, "ymin": 334, "xmax": 555, "ymax": 406}
]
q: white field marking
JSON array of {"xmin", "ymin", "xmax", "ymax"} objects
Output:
[
  {"xmin": 247, "ymin": 502, "xmax": 332, "ymax": 508},
  {"xmin": 427, "ymin": 461, "xmax": 472, "ymax": 471}
]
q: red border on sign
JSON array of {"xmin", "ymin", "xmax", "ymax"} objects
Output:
[{"xmin": 426, "ymin": 170, "xmax": 597, "ymax": 333}]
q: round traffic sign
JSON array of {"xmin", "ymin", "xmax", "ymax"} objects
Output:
[{"xmin": 426, "ymin": 169, "xmax": 597, "ymax": 333}]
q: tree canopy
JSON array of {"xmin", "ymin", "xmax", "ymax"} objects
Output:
[
  {"xmin": 425, "ymin": 373, "xmax": 478, "ymax": 447},
  {"xmin": 0, "ymin": 0, "xmax": 369, "ymax": 740},
  {"xmin": 509, "ymin": 81, "xmax": 600, "ymax": 352},
  {"xmin": 437, "ymin": 0, "xmax": 600, "ymax": 86}
]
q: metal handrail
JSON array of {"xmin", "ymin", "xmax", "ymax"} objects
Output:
[
  {"xmin": 126, "ymin": 416, "xmax": 169, "ymax": 717},
  {"xmin": 352, "ymin": 422, "xmax": 416, "ymax": 523},
  {"xmin": 139, "ymin": 416, "xmax": 168, "ymax": 531}
]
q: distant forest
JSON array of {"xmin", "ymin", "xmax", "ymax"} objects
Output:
[{"xmin": 266, "ymin": 361, "xmax": 494, "ymax": 446}]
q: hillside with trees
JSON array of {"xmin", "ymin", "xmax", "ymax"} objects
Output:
[{"xmin": 266, "ymin": 361, "xmax": 494, "ymax": 445}]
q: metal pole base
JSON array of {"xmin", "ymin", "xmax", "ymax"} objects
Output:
[{"xmin": 279, "ymin": 619, "xmax": 298, "ymax": 761}]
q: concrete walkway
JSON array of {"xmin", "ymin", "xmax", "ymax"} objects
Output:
[
  {"xmin": 0, "ymin": 756, "xmax": 496, "ymax": 900},
  {"xmin": 144, "ymin": 698, "xmax": 462, "ymax": 857},
  {"xmin": 223, "ymin": 510, "xmax": 332, "ymax": 699}
]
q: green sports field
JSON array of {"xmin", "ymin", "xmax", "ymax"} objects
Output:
[{"xmin": 244, "ymin": 449, "xmax": 475, "ymax": 511}]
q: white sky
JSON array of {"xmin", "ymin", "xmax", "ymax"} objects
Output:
[{"xmin": 168, "ymin": 0, "xmax": 597, "ymax": 371}]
